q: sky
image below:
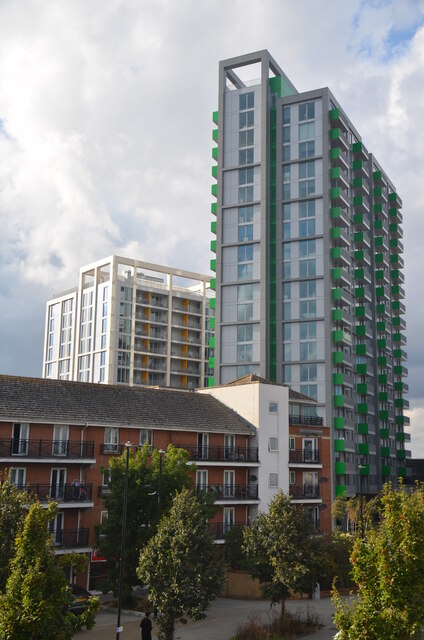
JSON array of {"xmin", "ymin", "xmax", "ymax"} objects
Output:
[{"xmin": 0, "ymin": 0, "xmax": 424, "ymax": 453}]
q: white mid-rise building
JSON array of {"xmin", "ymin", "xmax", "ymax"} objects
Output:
[{"xmin": 43, "ymin": 255, "xmax": 213, "ymax": 389}]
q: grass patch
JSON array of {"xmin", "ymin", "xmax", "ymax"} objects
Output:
[{"xmin": 233, "ymin": 607, "xmax": 322, "ymax": 640}]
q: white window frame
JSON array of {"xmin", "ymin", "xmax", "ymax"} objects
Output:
[
  {"xmin": 197, "ymin": 433, "xmax": 209, "ymax": 460},
  {"xmin": 10, "ymin": 467, "xmax": 26, "ymax": 488},
  {"xmin": 104, "ymin": 427, "xmax": 119, "ymax": 453},
  {"xmin": 52, "ymin": 425, "xmax": 69, "ymax": 457},
  {"xmin": 269, "ymin": 401, "xmax": 278, "ymax": 413},
  {"xmin": 140, "ymin": 429, "xmax": 153, "ymax": 452},
  {"xmin": 268, "ymin": 437, "xmax": 279, "ymax": 452},
  {"xmin": 223, "ymin": 507, "xmax": 235, "ymax": 535},
  {"xmin": 224, "ymin": 470, "xmax": 235, "ymax": 498},
  {"xmin": 12, "ymin": 423, "xmax": 29, "ymax": 456},
  {"xmin": 269, "ymin": 472, "xmax": 279, "ymax": 488},
  {"xmin": 224, "ymin": 434, "xmax": 236, "ymax": 460},
  {"xmin": 50, "ymin": 468, "xmax": 67, "ymax": 500},
  {"xmin": 196, "ymin": 469, "xmax": 208, "ymax": 493}
]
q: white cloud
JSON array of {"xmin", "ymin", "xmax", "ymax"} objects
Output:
[{"xmin": 0, "ymin": 0, "xmax": 423, "ymax": 456}]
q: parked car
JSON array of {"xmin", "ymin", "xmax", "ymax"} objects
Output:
[{"xmin": 69, "ymin": 584, "xmax": 92, "ymax": 615}]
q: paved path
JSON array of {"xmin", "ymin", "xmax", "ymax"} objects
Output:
[{"xmin": 76, "ymin": 596, "xmax": 339, "ymax": 639}]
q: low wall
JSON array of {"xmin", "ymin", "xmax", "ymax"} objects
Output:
[{"xmin": 221, "ymin": 569, "xmax": 263, "ymax": 600}]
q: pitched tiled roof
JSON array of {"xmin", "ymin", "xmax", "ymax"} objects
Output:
[{"xmin": 0, "ymin": 375, "xmax": 255, "ymax": 435}]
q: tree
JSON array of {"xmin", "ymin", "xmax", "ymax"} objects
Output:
[
  {"xmin": 137, "ymin": 489, "xmax": 225, "ymax": 640},
  {"xmin": 0, "ymin": 502, "xmax": 99, "ymax": 640},
  {"xmin": 333, "ymin": 482, "xmax": 424, "ymax": 639},
  {"xmin": 97, "ymin": 444, "xmax": 193, "ymax": 604},
  {"xmin": 243, "ymin": 491, "xmax": 321, "ymax": 615},
  {"xmin": 0, "ymin": 472, "xmax": 33, "ymax": 591}
]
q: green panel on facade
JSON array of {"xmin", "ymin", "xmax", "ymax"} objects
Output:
[
  {"xmin": 380, "ymin": 428, "xmax": 390, "ymax": 438},
  {"xmin": 353, "ymin": 196, "xmax": 363, "ymax": 206},
  {"xmin": 397, "ymin": 451, "xmax": 406, "ymax": 462},
  {"xmin": 394, "ymin": 381, "xmax": 404, "ymax": 392},
  {"xmin": 375, "ymin": 270, "xmax": 384, "ymax": 281},
  {"xmin": 330, "ymin": 187, "xmax": 341, "ymax": 199},
  {"xmin": 333, "ymin": 351, "xmax": 343, "ymax": 364},
  {"xmin": 393, "ymin": 365, "xmax": 404, "ymax": 375},
  {"xmin": 330, "ymin": 147, "xmax": 341, "ymax": 160},
  {"xmin": 356, "ymin": 324, "xmax": 366, "ymax": 337},
  {"xmin": 211, "ymin": 202, "xmax": 217, "ymax": 214},
  {"xmin": 212, "ymin": 165, "xmax": 218, "ymax": 179},
  {"xmin": 335, "ymin": 439, "xmax": 345, "ymax": 452},
  {"xmin": 212, "ymin": 129, "xmax": 218, "ymax": 142},
  {"xmin": 359, "ymin": 443, "xmax": 369, "ymax": 455},
  {"xmin": 393, "ymin": 333, "xmax": 402, "ymax": 343},
  {"xmin": 332, "ymin": 308, "xmax": 342, "ymax": 321},
  {"xmin": 329, "ymin": 108, "xmax": 340, "ymax": 121},
  {"xmin": 395, "ymin": 398, "xmax": 405, "ymax": 408},
  {"xmin": 358, "ymin": 423, "xmax": 368, "ymax": 435},
  {"xmin": 209, "ymin": 297, "xmax": 215, "ymax": 310},
  {"xmin": 332, "ymin": 287, "xmax": 342, "ymax": 300},
  {"xmin": 378, "ymin": 373, "xmax": 388, "ymax": 384},
  {"xmin": 330, "ymin": 167, "xmax": 340, "ymax": 179},
  {"xmin": 393, "ymin": 316, "xmax": 402, "ymax": 326},
  {"xmin": 357, "ymin": 383, "xmax": 367, "ymax": 395},
  {"xmin": 398, "ymin": 466, "xmax": 407, "ymax": 477},
  {"xmin": 210, "ymin": 278, "xmax": 216, "ymax": 291},
  {"xmin": 379, "ymin": 391, "xmax": 388, "ymax": 402},
  {"xmin": 207, "ymin": 377, "xmax": 215, "ymax": 387},
  {"xmin": 382, "ymin": 465, "xmax": 391, "ymax": 476},
  {"xmin": 374, "ymin": 203, "xmax": 383, "ymax": 213},
  {"xmin": 356, "ymin": 343, "xmax": 366, "ymax": 356},
  {"xmin": 354, "ymin": 213, "xmax": 364, "ymax": 224},
  {"xmin": 374, "ymin": 219, "xmax": 383, "ymax": 230},
  {"xmin": 269, "ymin": 75, "xmax": 283, "ymax": 96},
  {"xmin": 380, "ymin": 409, "xmax": 389, "ymax": 420},
  {"xmin": 392, "ymin": 285, "xmax": 401, "ymax": 296},
  {"xmin": 331, "ymin": 206, "xmax": 341, "ymax": 219},
  {"xmin": 210, "ymin": 259, "xmax": 216, "ymax": 272},
  {"xmin": 208, "ymin": 336, "xmax": 215, "ymax": 348},
  {"xmin": 374, "ymin": 187, "xmax": 382, "ymax": 198},
  {"xmin": 211, "ymin": 184, "xmax": 217, "ymax": 197},
  {"xmin": 209, "ymin": 317, "xmax": 215, "ymax": 330},
  {"xmin": 329, "ymin": 128, "xmax": 340, "ymax": 140},
  {"xmin": 357, "ymin": 363, "xmax": 367, "ymax": 375},
  {"xmin": 373, "ymin": 170, "xmax": 382, "ymax": 181},
  {"xmin": 210, "ymin": 240, "xmax": 216, "ymax": 252},
  {"xmin": 375, "ymin": 236, "xmax": 383, "ymax": 247},
  {"xmin": 352, "ymin": 159, "xmax": 362, "ymax": 170},
  {"xmin": 396, "ymin": 415, "xmax": 405, "ymax": 425},
  {"xmin": 211, "ymin": 221, "xmax": 216, "ymax": 234},
  {"xmin": 353, "ymin": 177, "xmax": 362, "ymax": 188},
  {"xmin": 355, "ymin": 287, "xmax": 365, "ymax": 299},
  {"xmin": 332, "ymin": 267, "xmax": 342, "ymax": 280},
  {"xmin": 376, "ymin": 321, "xmax": 386, "ymax": 332},
  {"xmin": 336, "ymin": 485, "xmax": 347, "ymax": 496},
  {"xmin": 389, "ymin": 192, "xmax": 398, "ymax": 202},
  {"xmin": 376, "ymin": 303, "xmax": 385, "ymax": 314},
  {"xmin": 354, "ymin": 231, "xmax": 364, "ymax": 243},
  {"xmin": 354, "ymin": 250, "xmax": 364, "ymax": 261},
  {"xmin": 334, "ymin": 395, "xmax": 344, "ymax": 407},
  {"xmin": 376, "ymin": 287, "xmax": 385, "ymax": 298},
  {"xmin": 390, "ymin": 254, "xmax": 400, "ymax": 264},
  {"xmin": 392, "ymin": 300, "xmax": 402, "ymax": 311},
  {"xmin": 331, "ymin": 227, "xmax": 342, "ymax": 240},
  {"xmin": 334, "ymin": 416, "xmax": 345, "ymax": 429},
  {"xmin": 355, "ymin": 307, "xmax": 365, "ymax": 319},
  {"xmin": 396, "ymin": 432, "xmax": 406, "ymax": 443},
  {"xmin": 354, "ymin": 268, "xmax": 364, "ymax": 280},
  {"xmin": 378, "ymin": 356, "xmax": 387, "ymax": 366},
  {"xmin": 381, "ymin": 446, "xmax": 390, "ymax": 458},
  {"xmin": 352, "ymin": 141, "xmax": 363, "ymax": 153},
  {"xmin": 357, "ymin": 402, "xmax": 368, "ymax": 414},
  {"xmin": 208, "ymin": 356, "xmax": 215, "ymax": 368},
  {"xmin": 212, "ymin": 110, "xmax": 218, "ymax": 125},
  {"xmin": 335, "ymin": 462, "xmax": 346, "ymax": 475},
  {"xmin": 359, "ymin": 463, "xmax": 370, "ymax": 475},
  {"xmin": 375, "ymin": 253, "xmax": 384, "ymax": 264},
  {"xmin": 389, "ymin": 223, "xmax": 399, "ymax": 234},
  {"xmin": 389, "ymin": 207, "xmax": 398, "ymax": 217},
  {"xmin": 333, "ymin": 372, "xmax": 344, "ymax": 385},
  {"xmin": 212, "ymin": 147, "xmax": 218, "ymax": 161},
  {"xmin": 332, "ymin": 329, "xmax": 343, "ymax": 343}
]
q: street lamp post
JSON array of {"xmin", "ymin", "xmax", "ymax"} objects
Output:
[
  {"xmin": 358, "ymin": 464, "xmax": 366, "ymax": 538},
  {"xmin": 116, "ymin": 441, "xmax": 132, "ymax": 640},
  {"xmin": 158, "ymin": 449, "xmax": 165, "ymax": 520}
]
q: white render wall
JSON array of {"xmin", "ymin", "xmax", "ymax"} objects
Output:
[{"xmin": 200, "ymin": 382, "xmax": 289, "ymax": 516}]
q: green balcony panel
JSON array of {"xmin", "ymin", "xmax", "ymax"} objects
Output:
[
  {"xmin": 354, "ymin": 213, "xmax": 364, "ymax": 225},
  {"xmin": 378, "ymin": 373, "xmax": 388, "ymax": 384},
  {"xmin": 333, "ymin": 351, "xmax": 343, "ymax": 364},
  {"xmin": 329, "ymin": 128, "xmax": 340, "ymax": 140},
  {"xmin": 396, "ymin": 432, "xmax": 406, "ymax": 443},
  {"xmin": 392, "ymin": 300, "xmax": 402, "ymax": 311},
  {"xmin": 393, "ymin": 316, "xmax": 402, "ymax": 327},
  {"xmin": 376, "ymin": 303, "xmax": 386, "ymax": 314},
  {"xmin": 212, "ymin": 128, "xmax": 218, "ymax": 142},
  {"xmin": 209, "ymin": 297, "xmax": 216, "ymax": 310},
  {"xmin": 359, "ymin": 463, "xmax": 370, "ymax": 475},
  {"xmin": 358, "ymin": 423, "xmax": 368, "ymax": 435},
  {"xmin": 393, "ymin": 332, "xmax": 403, "ymax": 343},
  {"xmin": 356, "ymin": 343, "xmax": 366, "ymax": 356},
  {"xmin": 208, "ymin": 356, "xmax": 215, "ymax": 368},
  {"xmin": 356, "ymin": 324, "xmax": 366, "ymax": 337},
  {"xmin": 212, "ymin": 147, "xmax": 218, "ymax": 161},
  {"xmin": 334, "ymin": 394, "xmax": 344, "ymax": 408},
  {"xmin": 389, "ymin": 192, "xmax": 398, "ymax": 203},
  {"xmin": 359, "ymin": 443, "xmax": 369, "ymax": 455},
  {"xmin": 395, "ymin": 398, "xmax": 405, "ymax": 408},
  {"xmin": 331, "ymin": 167, "xmax": 341, "ymax": 179},
  {"xmin": 336, "ymin": 484, "xmax": 347, "ymax": 496},
  {"xmin": 398, "ymin": 466, "xmax": 407, "ymax": 477},
  {"xmin": 396, "ymin": 415, "xmax": 405, "ymax": 425},
  {"xmin": 354, "ymin": 250, "xmax": 364, "ymax": 261},
  {"xmin": 377, "ymin": 338, "xmax": 386, "ymax": 350},
  {"xmin": 331, "ymin": 206, "xmax": 342, "ymax": 219},
  {"xmin": 381, "ymin": 446, "xmax": 390, "ymax": 458},
  {"xmin": 332, "ymin": 287, "xmax": 342, "ymax": 301},
  {"xmin": 389, "ymin": 223, "xmax": 399, "ymax": 234},
  {"xmin": 211, "ymin": 184, "xmax": 217, "ymax": 197},
  {"xmin": 331, "ymin": 247, "xmax": 342, "ymax": 260},
  {"xmin": 355, "ymin": 268, "xmax": 365, "ymax": 280},
  {"xmin": 330, "ymin": 147, "xmax": 341, "ymax": 160},
  {"xmin": 375, "ymin": 253, "xmax": 384, "ymax": 264},
  {"xmin": 382, "ymin": 465, "xmax": 391, "ymax": 477},
  {"xmin": 375, "ymin": 236, "xmax": 383, "ymax": 247},
  {"xmin": 373, "ymin": 170, "xmax": 382, "ymax": 182},
  {"xmin": 210, "ymin": 259, "xmax": 216, "ymax": 272},
  {"xmin": 212, "ymin": 165, "xmax": 218, "ymax": 179},
  {"xmin": 210, "ymin": 240, "xmax": 216, "ymax": 252},
  {"xmin": 374, "ymin": 202, "xmax": 383, "ymax": 213},
  {"xmin": 375, "ymin": 270, "xmax": 385, "ymax": 281},
  {"xmin": 207, "ymin": 377, "xmax": 215, "ymax": 387},
  {"xmin": 354, "ymin": 231, "xmax": 364, "ymax": 243},
  {"xmin": 209, "ymin": 317, "xmax": 215, "ymax": 330},
  {"xmin": 335, "ymin": 462, "xmax": 346, "ymax": 475},
  {"xmin": 377, "ymin": 321, "xmax": 386, "ymax": 332},
  {"xmin": 376, "ymin": 286, "xmax": 385, "ymax": 298},
  {"xmin": 392, "ymin": 286, "xmax": 402, "ymax": 298},
  {"xmin": 355, "ymin": 307, "xmax": 365, "ymax": 319},
  {"xmin": 331, "ymin": 227, "xmax": 342, "ymax": 240},
  {"xmin": 211, "ymin": 202, "xmax": 217, "ymax": 215},
  {"xmin": 335, "ymin": 439, "xmax": 345, "ymax": 452},
  {"xmin": 380, "ymin": 428, "xmax": 390, "ymax": 439},
  {"xmin": 390, "ymin": 254, "xmax": 400, "ymax": 264},
  {"xmin": 397, "ymin": 449, "xmax": 406, "ymax": 460},
  {"xmin": 380, "ymin": 409, "xmax": 389, "ymax": 421},
  {"xmin": 374, "ymin": 219, "xmax": 383, "ymax": 230},
  {"xmin": 357, "ymin": 402, "xmax": 368, "ymax": 414},
  {"xmin": 390, "ymin": 237, "xmax": 400, "ymax": 248},
  {"xmin": 353, "ymin": 177, "xmax": 362, "ymax": 188},
  {"xmin": 211, "ymin": 221, "xmax": 217, "ymax": 234},
  {"xmin": 379, "ymin": 391, "xmax": 388, "ymax": 402},
  {"xmin": 357, "ymin": 383, "xmax": 368, "ymax": 395},
  {"xmin": 330, "ymin": 187, "xmax": 341, "ymax": 199},
  {"xmin": 355, "ymin": 287, "xmax": 365, "ymax": 299},
  {"xmin": 378, "ymin": 355, "xmax": 387, "ymax": 367},
  {"xmin": 334, "ymin": 416, "xmax": 345, "ymax": 430},
  {"xmin": 393, "ymin": 365, "xmax": 404, "ymax": 375},
  {"xmin": 210, "ymin": 278, "xmax": 216, "ymax": 291},
  {"xmin": 332, "ymin": 329, "xmax": 344, "ymax": 343},
  {"xmin": 332, "ymin": 308, "xmax": 343, "ymax": 321},
  {"xmin": 352, "ymin": 159, "xmax": 362, "ymax": 170},
  {"xmin": 374, "ymin": 187, "xmax": 383, "ymax": 198},
  {"xmin": 394, "ymin": 381, "xmax": 404, "ymax": 392},
  {"xmin": 333, "ymin": 372, "xmax": 344, "ymax": 385},
  {"xmin": 329, "ymin": 108, "xmax": 340, "ymax": 121},
  {"xmin": 212, "ymin": 110, "xmax": 218, "ymax": 125},
  {"xmin": 353, "ymin": 195, "xmax": 363, "ymax": 206},
  {"xmin": 332, "ymin": 267, "xmax": 342, "ymax": 280},
  {"xmin": 352, "ymin": 141, "xmax": 364, "ymax": 153},
  {"xmin": 208, "ymin": 336, "xmax": 215, "ymax": 348},
  {"xmin": 357, "ymin": 363, "xmax": 367, "ymax": 375},
  {"xmin": 389, "ymin": 207, "xmax": 398, "ymax": 217}
]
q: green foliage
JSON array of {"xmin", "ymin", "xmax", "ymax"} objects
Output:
[
  {"xmin": 243, "ymin": 491, "xmax": 322, "ymax": 612},
  {"xmin": 224, "ymin": 524, "xmax": 248, "ymax": 570},
  {"xmin": 97, "ymin": 444, "xmax": 193, "ymax": 604},
  {"xmin": 318, "ymin": 532, "xmax": 353, "ymax": 590},
  {"xmin": 333, "ymin": 482, "xmax": 424, "ymax": 639},
  {"xmin": 0, "ymin": 502, "xmax": 99, "ymax": 640},
  {"xmin": 137, "ymin": 489, "xmax": 225, "ymax": 640},
  {"xmin": 0, "ymin": 471, "xmax": 33, "ymax": 591}
]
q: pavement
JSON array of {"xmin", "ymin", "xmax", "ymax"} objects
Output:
[{"xmin": 76, "ymin": 596, "xmax": 339, "ymax": 639}]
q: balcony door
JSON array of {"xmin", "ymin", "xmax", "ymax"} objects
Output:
[
  {"xmin": 53, "ymin": 425, "xmax": 69, "ymax": 456},
  {"xmin": 197, "ymin": 433, "xmax": 209, "ymax": 460},
  {"xmin": 12, "ymin": 423, "xmax": 29, "ymax": 456},
  {"xmin": 10, "ymin": 467, "xmax": 26, "ymax": 489},
  {"xmin": 224, "ymin": 435, "xmax": 235, "ymax": 460},
  {"xmin": 303, "ymin": 438, "xmax": 317, "ymax": 462},
  {"xmin": 302, "ymin": 471, "xmax": 318, "ymax": 497},
  {"xmin": 50, "ymin": 468, "xmax": 66, "ymax": 500},
  {"xmin": 49, "ymin": 511, "xmax": 64, "ymax": 545},
  {"xmin": 224, "ymin": 470, "xmax": 235, "ymax": 498},
  {"xmin": 223, "ymin": 507, "xmax": 235, "ymax": 535},
  {"xmin": 196, "ymin": 470, "xmax": 208, "ymax": 493}
]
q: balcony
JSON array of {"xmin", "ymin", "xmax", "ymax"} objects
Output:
[
  {"xmin": 196, "ymin": 484, "xmax": 259, "ymax": 500},
  {"xmin": 209, "ymin": 522, "xmax": 247, "ymax": 541},
  {"xmin": 0, "ymin": 439, "xmax": 95, "ymax": 460},
  {"xmin": 24, "ymin": 483, "xmax": 93, "ymax": 503},
  {"xmin": 289, "ymin": 484, "xmax": 320, "ymax": 499},
  {"xmin": 176, "ymin": 444, "xmax": 259, "ymax": 463},
  {"xmin": 289, "ymin": 415, "xmax": 323, "ymax": 426},
  {"xmin": 50, "ymin": 528, "xmax": 90, "ymax": 548},
  {"xmin": 289, "ymin": 449, "xmax": 320, "ymax": 464},
  {"xmin": 100, "ymin": 444, "xmax": 125, "ymax": 455}
]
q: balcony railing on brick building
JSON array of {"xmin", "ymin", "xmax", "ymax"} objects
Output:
[
  {"xmin": 176, "ymin": 444, "xmax": 259, "ymax": 463},
  {"xmin": 288, "ymin": 415, "xmax": 323, "ymax": 426},
  {"xmin": 209, "ymin": 522, "xmax": 248, "ymax": 540},
  {"xmin": 100, "ymin": 444, "xmax": 125, "ymax": 455},
  {"xmin": 195, "ymin": 483, "xmax": 258, "ymax": 500},
  {"xmin": 21, "ymin": 483, "xmax": 93, "ymax": 502},
  {"xmin": 289, "ymin": 449, "xmax": 321, "ymax": 464},
  {"xmin": 49, "ymin": 528, "xmax": 89, "ymax": 548},
  {"xmin": 0, "ymin": 439, "xmax": 95, "ymax": 459},
  {"xmin": 289, "ymin": 484, "xmax": 320, "ymax": 499}
]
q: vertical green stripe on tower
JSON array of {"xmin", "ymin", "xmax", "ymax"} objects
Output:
[{"xmin": 269, "ymin": 104, "xmax": 277, "ymax": 381}]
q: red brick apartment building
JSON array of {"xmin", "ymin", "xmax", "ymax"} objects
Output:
[{"xmin": 0, "ymin": 374, "xmax": 331, "ymax": 589}]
